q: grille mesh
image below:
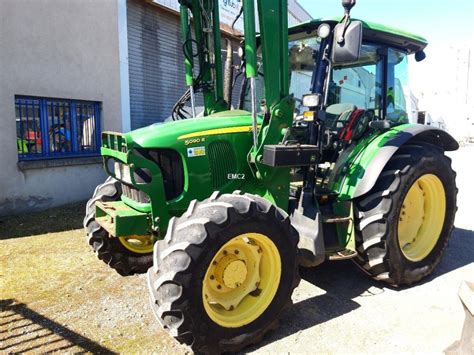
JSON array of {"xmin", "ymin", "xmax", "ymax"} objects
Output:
[
  {"xmin": 121, "ymin": 183, "xmax": 150, "ymax": 203},
  {"xmin": 208, "ymin": 141, "xmax": 237, "ymax": 189}
]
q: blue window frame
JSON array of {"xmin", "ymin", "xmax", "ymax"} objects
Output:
[{"xmin": 15, "ymin": 96, "xmax": 101, "ymax": 160}]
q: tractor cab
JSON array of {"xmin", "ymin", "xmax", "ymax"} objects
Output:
[
  {"xmin": 242, "ymin": 19, "xmax": 427, "ymax": 146},
  {"xmin": 292, "ymin": 19, "xmax": 426, "ymax": 121}
]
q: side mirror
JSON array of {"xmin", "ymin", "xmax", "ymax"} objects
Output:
[{"xmin": 332, "ymin": 21, "xmax": 363, "ymax": 64}]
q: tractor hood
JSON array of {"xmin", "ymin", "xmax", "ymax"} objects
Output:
[{"xmin": 126, "ymin": 110, "xmax": 254, "ymax": 149}]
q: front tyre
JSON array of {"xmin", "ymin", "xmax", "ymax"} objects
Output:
[
  {"xmin": 354, "ymin": 142, "xmax": 457, "ymax": 286},
  {"xmin": 83, "ymin": 177, "xmax": 153, "ymax": 276},
  {"xmin": 147, "ymin": 192, "xmax": 300, "ymax": 354}
]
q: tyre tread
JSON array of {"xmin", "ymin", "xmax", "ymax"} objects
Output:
[
  {"xmin": 83, "ymin": 177, "xmax": 152, "ymax": 276},
  {"xmin": 148, "ymin": 192, "xmax": 300, "ymax": 353},
  {"xmin": 353, "ymin": 142, "xmax": 457, "ymax": 286}
]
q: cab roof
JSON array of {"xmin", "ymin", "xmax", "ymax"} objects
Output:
[{"xmin": 288, "ymin": 18, "xmax": 428, "ymax": 54}]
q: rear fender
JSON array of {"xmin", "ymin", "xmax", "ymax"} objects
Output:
[{"xmin": 331, "ymin": 124, "xmax": 458, "ymax": 200}]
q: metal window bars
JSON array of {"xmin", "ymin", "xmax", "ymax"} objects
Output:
[{"xmin": 15, "ymin": 96, "xmax": 101, "ymax": 160}]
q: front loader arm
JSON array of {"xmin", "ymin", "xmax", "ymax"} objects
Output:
[{"xmin": 242, "ymin": 0, "xmax": 295, "ymax": 208}]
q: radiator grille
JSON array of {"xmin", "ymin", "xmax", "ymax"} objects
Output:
[
  {"xmin": 121, "ymin": 183, "xmax": 150, "ymax": 203},
  {"xmin": 134, "ymin": 148, "xmax": 184, "ymax": 201},
  {"xmin": 208, "ymin": 141, "xmax": 237, "ymax": 189}
]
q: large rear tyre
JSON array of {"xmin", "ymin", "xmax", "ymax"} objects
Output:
[
  {"xmin": 354, "ymin": 142, "xmax": 457, "ymax": 286},
  {"xmin": 83, "ymin": 177, "xmax": 153, "ymax": 276},
  {"xmin": 147, "ymin": 192, "xmax": 300, "ymax": 354}
]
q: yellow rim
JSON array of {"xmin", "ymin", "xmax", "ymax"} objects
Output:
[
  {"xmin": 118, "ymin": 235, "xmax": 154, "ymax": 254},
  {"xmin": 397, "ymin": 174, "xmax": 446, "ymax": 262},
  {"xmin": 202, "ymin": 233, "xmax": 281, "ymax": 328}
]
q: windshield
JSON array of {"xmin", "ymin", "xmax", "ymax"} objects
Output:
[
  {"xmin": 289, "ymin": 37, "xmax": 321, "ymax": 113},
  {"xmin": 241, "ymin": 30, "xmax": 409, "ymax": 123},
  {"xmin": 241, "ymin": 36, "xmax": 323, "ymax": 113}
]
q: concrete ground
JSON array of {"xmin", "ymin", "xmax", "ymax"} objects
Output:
[{"xmin": 1, "ymin": 146, "xmax": 473, "ymax": 354}]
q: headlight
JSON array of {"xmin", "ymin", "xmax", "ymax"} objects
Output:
[{"xmin": 302, "ymin": 93, "xmax": 321, "ymax": 108}]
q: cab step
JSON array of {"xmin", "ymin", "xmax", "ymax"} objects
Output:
[
  {"xmin": 328, "ymin": 249, "xmax": 358, "ymax": 260},
  {"xmin": 323, "ymin": 216, "xmax": 352, "ymax": 224}
]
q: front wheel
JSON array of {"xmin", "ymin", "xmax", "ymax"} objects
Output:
[
  {"xmin": 83, "ymin": 177, "xmax": 153, "ymax": 276},
  {"xmin": 354, "ymin": 142, "xmax": 457, "ymax": 286},
  {"xmin": 147, "ymin": 192, "xmax": 300, "ymax": 354}
]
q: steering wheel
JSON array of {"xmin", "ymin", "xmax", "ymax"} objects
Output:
[{"xmin": 351, "ymin": 109, "xmax": 375, "ymax": 140}]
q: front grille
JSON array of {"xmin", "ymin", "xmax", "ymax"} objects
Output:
[
  {"xmin": 121, "ymin": 183, "xmax": 150, "ymax": 203},
  {"xmin": 208, "ymin": 140, "xmax": 237, "ymax": 189},
  {"xmin": 134, "ymin": 148, "xmax": 184, "ymax": 201}
]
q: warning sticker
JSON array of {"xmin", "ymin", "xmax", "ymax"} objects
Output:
[{"xmin": 187, "ymin": 146, "xmax": 206, "ymax": 157}]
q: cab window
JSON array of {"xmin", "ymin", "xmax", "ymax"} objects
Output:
[
  {"xmin": 288, "ymin": 37, "xmax": 321, "ymax": 113},
  {"xmin": 327, "ymin": 44, "xmax": 384, "ymax": 118},
  {"xmin": 387, "ymin": 48, "xmax": 409, "ymax": 123}
]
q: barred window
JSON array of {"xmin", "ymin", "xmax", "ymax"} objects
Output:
[{"xmin": 15, "ymin": 96, "xmax": 101, "ymax": 160}]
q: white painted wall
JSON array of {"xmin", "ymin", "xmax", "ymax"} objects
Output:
[{"xmin": 0, "ymin": 0, "xmax": 125, "ymax": 215}]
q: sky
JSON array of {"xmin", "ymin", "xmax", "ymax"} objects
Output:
[
  {"xmin": 298, "ymin": 0, "xmax": 474, "ymax": 47},
  {"xmin": 299, "ymin": 0, "xmax": 474, "ymax": 134}
]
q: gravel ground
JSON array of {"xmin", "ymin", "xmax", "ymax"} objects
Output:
[
  {"xmin": 1, "ymin": 146, "xmax": 473, "ymax": 354},
  {"xmin": 0, "ymin": 205, "xmax": 185, "ymax": 354}
]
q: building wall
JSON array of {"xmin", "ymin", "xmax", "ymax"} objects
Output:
[
  {"xmin": 127, "ymin": 0, "xmax": 187, "ymax": 128},
  {"xmin": 0, "ymin": 0, "xmax": 124, "ymax": 215}
]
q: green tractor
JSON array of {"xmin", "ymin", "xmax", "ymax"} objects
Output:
[{"xmin": 84, "ymin": 0, "xmax": 458, "ymax": 352}]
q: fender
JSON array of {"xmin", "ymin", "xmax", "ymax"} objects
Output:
[{"xmin": 331, "ymin": 124, "xmax": 459, "ymax": 200}]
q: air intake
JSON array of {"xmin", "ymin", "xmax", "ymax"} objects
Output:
[{"xmin": 208, "ymin": 140, "xmax": 237, "ymax": 189}]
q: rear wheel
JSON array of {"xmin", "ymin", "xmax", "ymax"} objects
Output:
[
  {"xmin": 147, "ymin": 192, "xmax": 300, "ymax": 354},
  {"xmin": 354, "ymin": 142, "xmax": 457, "ymax": 286},
  {"xmin": 83, "ymin": 177, "xmax": 153, "ymax": 276}
]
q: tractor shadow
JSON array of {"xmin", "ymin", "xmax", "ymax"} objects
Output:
[
  {"xmin": 251, "ymin": 259, "xmax": 374, "ymax": 350},
  {"xmin": 247, "ymin": 227, "xmax": 474, "ymax": 350},
  {"xmin": 420, "ymin": 227, "xmax": 474, "ymax": 284},
  {"xmin": 0, "ymin": 299, "xmax": 116, "ymax": 354}
]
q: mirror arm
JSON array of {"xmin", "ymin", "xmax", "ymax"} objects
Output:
[{"xmin": 337, "ymin": 15, "xmax": 350, "ymax": 44}]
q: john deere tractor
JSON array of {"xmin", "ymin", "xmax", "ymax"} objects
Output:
[{"xmin": 84, "ymin": 0, "xmax": 458, "ymax": 352}]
